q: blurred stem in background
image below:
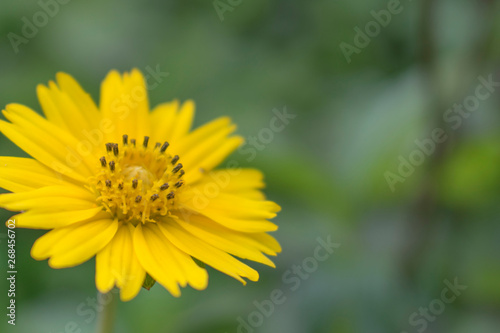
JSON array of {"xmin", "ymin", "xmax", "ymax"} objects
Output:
[
  {"xmin": 401, "ymin": 0, "xmax": 495, "ymax": 283},
  {"xmin": 96, "ymin": 292, "xmax": 118, "ymax": 333},
  {"xmin": 474, "ymin": 0, "xmax": 497, "ymax": 68},
  {"xmin": 400, "ymin": 0, "xmax": 441, "ymax": 284}
]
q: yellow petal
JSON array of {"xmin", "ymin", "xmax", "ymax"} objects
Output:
[
  {"xmin": 100, "ymin": 69, "xmax": 150, "ymax": 141},
  {"xmin": 31, "ymin": 218, "xmax": 118, "ymax": 268},
  {"xmin": 3, "ymin": 104, "xmax": 98, "ymax": 172},
  {"xmin": 247, "ymin": 232, "xmax": 282, "ymax": 255},
  {"xmin": 184, "ymin": 168, "xmax": 266, "ymax": 200},
  {"xmin": 0, "ymin": 185, "xmax": 96, "ymax": 211},
  {"xmin": 96, "ymin": 224, "xmax": 146, "ymax": 301},
  {"xmin": 55, "ymin": 72, "xmax": 101, "ymax": 128},
  {"xmin": 133, "ymin": 223, "xmax": 209, "ymax": 296},
  {"xmin": 126, "ymin": 69, "xmax": 151, "ymax": 139},
  {"xmin": 194, "ymin": 168, "xmax": 264, "ymax": 190},
  {"xmin": 168, "ymin": 100, "xmax": 195, "ymax": 142},
  {"xmin": 178, "ymin": 190, "xmax": 279, "ymax": 232},
  {"xmin": 164, "ymin": 237, "xmax": 209, "ymax": 291},
  {"xmin": 182, "ymin": 190, "xmax": 280, "ymax": 219},
  {"xmin": 234, "ymin": 190, "xmax": 266, "ymax": 200},
  {"xmin": 99, "ymin": 70, "xmax": 125, "ymax": 138},
  {"xmin": 196, "ymin": 136, "xmax": 243, "ymax": 171},
  {"xmin": 175, "ymin": 116, "xmax": 232, "ymax": 155},
  {"xmin": 1, "ymin": 104, "xmax": 96, "ymax": 180},
  {"xmin": 133, "ymin": 223, "xmax": 182, "ymax": 296},
  {"xmin": 150, "ymin": 100, "xmax": 179, "ymax": 143},
  {"xmin": 95, "ymin": 239, "xmax": 114, "ymax": 294},
  {"xmin": 183, "ymin": 136, "xmax": 244, "ymax": 184},
  {"xmin": 178, "ymin": 123, "xmax": 237, "ymax": 172},
  {"xmin": 14, "ymin": 207, "xmax": 104, "ymax": 229},
  {"xmin": 158, "ymin": 220, "xmax": 259, "ymax": 284},
  {"xmin": 175, "ymin": 214, "xmax": 277, "ymax": 267},
  {"xmin": 37, "ymin": 75, "xmax": 100, "ymax": 143},
  {"xmin": 0, "ymin": 157, "xmax": 76, "ymax": 193},
  {"xmin": 0, "ymin": 121, "xmax": 86, "ymax": 183}
]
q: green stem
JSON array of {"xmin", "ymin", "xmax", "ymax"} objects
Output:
[{"xmin": 96, "ymin": 292, "xmax": 118, "ymax": 333}]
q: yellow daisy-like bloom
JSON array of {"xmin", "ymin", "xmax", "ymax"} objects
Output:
[{"xmin": 0, "ymin": 69, "xmax": 281, "ymax": 301}]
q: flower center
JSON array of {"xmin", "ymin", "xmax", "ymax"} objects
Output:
[{"xmin": 90, "ymin": 135, "xmax": 185, "ymax": 224}]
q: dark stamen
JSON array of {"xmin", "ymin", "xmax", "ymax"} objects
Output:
[
  {"xmin": 105, "ymin": 180, "xmax": 112, "ymax": 188},
  {"xmin": 100, "ymin": 156, "xmax": 107, "ymax": 167},
  {"xmin": 109, "ymin": 161, "xmax": 115, "ymax": 171},
  {"xmin": 160, "ymin": 183, "xmax": 169, "ymax": 191},
  {"xmin": 171, "ymin": 155, "xmax": 180, "ymax": 165},
  {"xmin": 178, "ymin": 170, "xmax": 185, "ymax": 178},
  {"xmin": 130, "ymin": 139, "xmax": 136, "ymax": 147},
  {"xmin": 175, "ymin": 181, "xmax": 184, "ymax": 188},
  {"xmin": 143, "ymin": 136, "xmax": 149, "ymax": 148},
  {"xmin": 135, "ymin": 195, "xmax": 142, "ymax": 203},
  {"xmin": 123, "ymin": 134, "xmax": 128, "ymax": 145},
  {"xmin": 160, "ymin": 142, "xmax": 169, "ymax": 153},
  {"xmin": 167, "ymin": 192, "xmax": 175, "ymax": 200},
  {"xmin": 172, "ymin": 163, "xmax": 183, "ymax": 174},
  {"xmin": 105, "ymin": 143, "xmax": 113, "ymax": 152},
  {"xmin": 151, "ymin": 193, "xmax": 159, "ymax": 201},
  {"xmin": 155, "ymin": 142, "xmax": 161, "ymax": 149},
  {"xmin": 132, "ymin": 179, "xmax": 138, "ymax": 189},
  {"xmin": 118, "ymin": 183, "xmax": 124, "ymax": 190},
  {"xmin": 113, "ymin": 144, "xmax": 119, "ymax": 156}
]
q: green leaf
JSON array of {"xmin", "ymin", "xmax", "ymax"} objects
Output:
[
  {"xmin": 192, "ymin": 257, "xmax": 206, "ymax": 268},
  {"xmin": 142, "ymin": 273, "xmax": 156, "ymax": 290}
]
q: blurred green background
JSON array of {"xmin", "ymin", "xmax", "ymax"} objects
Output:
[{"xmin": 1, "ymin": 0, "xmax": 500, "ymax": 332}]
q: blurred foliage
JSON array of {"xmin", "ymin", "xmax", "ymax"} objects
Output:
[{"xmin": 1, "ymin": 0, "xmax": 500, "ymax": 332}]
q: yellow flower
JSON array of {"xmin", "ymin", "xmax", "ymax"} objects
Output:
[{"xmin": 0, "ymin": 69, "xmax": 281, "ymax": 301}]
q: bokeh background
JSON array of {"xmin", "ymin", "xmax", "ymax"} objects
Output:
[{"xmin": 1, "ymin": 0, "xmax": 500, "ymax": 332}]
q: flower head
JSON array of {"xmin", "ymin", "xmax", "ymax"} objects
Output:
[{"xmin": 0, "ymin": 69, "xmax": 281, "ymax": 301}]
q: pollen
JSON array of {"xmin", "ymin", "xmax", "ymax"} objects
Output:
[{"xmin": 90, "ymin": 136, "xmax": 186, "ymax": 224}]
